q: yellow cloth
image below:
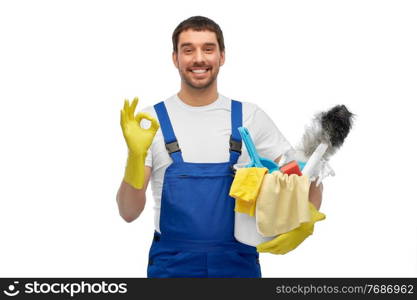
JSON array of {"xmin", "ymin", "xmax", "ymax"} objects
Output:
[
  {"xmin": 235, "ymin": 198, "xmax": 257, "ymax": 216},
  {"xmin": 121, "ymin": 97, "xmax": 159, "ymax": 189},
  {"xmin": 257, "ymin": 202, "xmax": 326, "ymax": 254},
  {"xmin": 256, "ymin": 171, "xmax": 311, "ymax": 237},
  {"xmin": 229, "ymin": 167, "xmax": 268, "ymax": 216}
]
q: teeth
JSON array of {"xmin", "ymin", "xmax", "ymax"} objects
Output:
[{"xmin": 192, "ymin": 69, "xmax": 208, "ymax": 73}]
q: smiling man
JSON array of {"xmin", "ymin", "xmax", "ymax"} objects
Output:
[
  {"xmin": 116, "ymin": 16, "xmax": 323, "ymax": 278},
  {"xmin": 173, "ymin": 28, "xmax": 224, "ymax": 102}
]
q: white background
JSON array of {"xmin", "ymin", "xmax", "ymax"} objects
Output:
[{"xmin": 1, "ymin": 0, "xmax": 416, "ymax": 277}]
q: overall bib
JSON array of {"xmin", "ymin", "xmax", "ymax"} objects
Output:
[{"xmin": 147, "ymin": 100, "xmax": 261, "ymax": 278}]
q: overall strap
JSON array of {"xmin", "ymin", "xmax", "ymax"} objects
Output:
[
  {"xmin": 229, "ymin": 100, "xmax": 242, "ymax": 164},
  {"xmin": 154, "ymin": 101, "xmax": 184, "ymax": 163}
]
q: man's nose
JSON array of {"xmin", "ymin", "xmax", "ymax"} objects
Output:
[{"xmin": 193, "ymin": 49, "xmax": 205, "ymax": 64}]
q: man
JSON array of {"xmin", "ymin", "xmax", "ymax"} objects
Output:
[{"xmin": 117, "ymin": 16, "xmax": 323, "ymax": 278}]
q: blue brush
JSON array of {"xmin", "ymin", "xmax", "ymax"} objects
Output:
[{"xmin": 238, "ymin": 127, "xmax": 279, "ymax": 173}]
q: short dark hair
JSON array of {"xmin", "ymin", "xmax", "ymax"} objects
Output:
[{"xmin": 172, "ymin": 16, "xmax": 225, "ymax": 53}]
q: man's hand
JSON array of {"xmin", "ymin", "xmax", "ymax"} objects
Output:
[
  {"xmin": 120, "ymin": 97, "xmax": 159, "ymax": 189},
  {"xmin": 120, "ymin": 97, "xmax": 159, "ymax": 156},
  {"xmin": 309, "ymin": 180, "xmax": 323, "ymax": 210}
]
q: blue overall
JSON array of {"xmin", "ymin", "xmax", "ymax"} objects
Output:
[{"xmin": 147, "ymin": 100, "xmax": 261, "ymax": 278}]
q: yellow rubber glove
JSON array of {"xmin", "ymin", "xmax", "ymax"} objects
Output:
[
  {"xmin": 256, "ymin": 203, "xmax": 325, "ymax": 254},
  {"xmin": 120, "ymin": 97, "xmax": 159, "ymax": 189}
]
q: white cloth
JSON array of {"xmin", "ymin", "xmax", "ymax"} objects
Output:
[{"xmin": 141, "ymin": 94, "xmax": 292, "ymax": 233}]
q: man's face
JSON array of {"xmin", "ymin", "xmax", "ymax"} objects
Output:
[{"xmin": 173, "ymin": 29, "xmax": 225, "ymax": 90}]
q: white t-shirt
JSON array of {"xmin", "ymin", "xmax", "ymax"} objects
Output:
[{"xmin": 142, "ymin": 94, "xmax": 292, "ymax": 233}]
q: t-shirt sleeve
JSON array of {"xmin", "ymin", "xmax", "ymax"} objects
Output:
[
  {"xmin": 145, "ymin": 147, "xmax": 152, "ymax": 168},
  {"xmin": 247, "ymin": 105, "xmax": 293, "ymax": 161}
]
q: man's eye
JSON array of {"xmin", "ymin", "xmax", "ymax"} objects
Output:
[
  {"xmin": 184, "ymin": 48, "xmax": 192, "ymax": 53},
  {"xmin": 205, "ymin": 48, "xmax": 213, "ymax": 52}
]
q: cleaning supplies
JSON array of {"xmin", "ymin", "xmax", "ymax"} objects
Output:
[
  {"xmin": 255, "ymin": 171, "xmax": 311, "ymax": 237},
  {"xmin": 121, "ymin": 97, "xmax": 159, "ymax": 189},
  {"xmin": 302, "ymin": 143, "xmax": 328, "ymax": 178},
  {"xmin": 238, "ymin": 127, "xmax": 279, "ymax": 173},
  {"xmin": 256, "ymin": 202, "xmax": 326, "ymax": 254},
  {"xmin": 234, "ymin": 213, "xmax": 275, "ymax": 246},
  {"xmin": 232, "ymin": 164, "xmax": 275, "ymax": 246},
  {"xmin": 280, "ymin": 160, "xmax": 303, "ymax": 176},
  {"xmin": 297, "ymin": 105, "xmax": 354, "ymax": 181},
  {"xmin": 233, "ymin": 127, "xmax": 279, "ymax": 246},
  {"xmin": 229, "ymin": 167, "xmax": 268, "ymax": 203},
  {"xmin": 230, "ymin": 167, "xmax": 268, "ymax": 216}
]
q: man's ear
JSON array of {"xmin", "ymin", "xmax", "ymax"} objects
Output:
[
  {"xmin": 220, "ymin": 51, "xmax": 225, "ymax": 66},
  {"xmin": 172, "ymin": 51, "xmax": 179, "ymax": 69}
]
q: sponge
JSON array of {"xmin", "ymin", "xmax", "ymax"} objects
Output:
[{"xmin": 280, "ymin": 160, "xmax": 302, "ymax": 176}]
